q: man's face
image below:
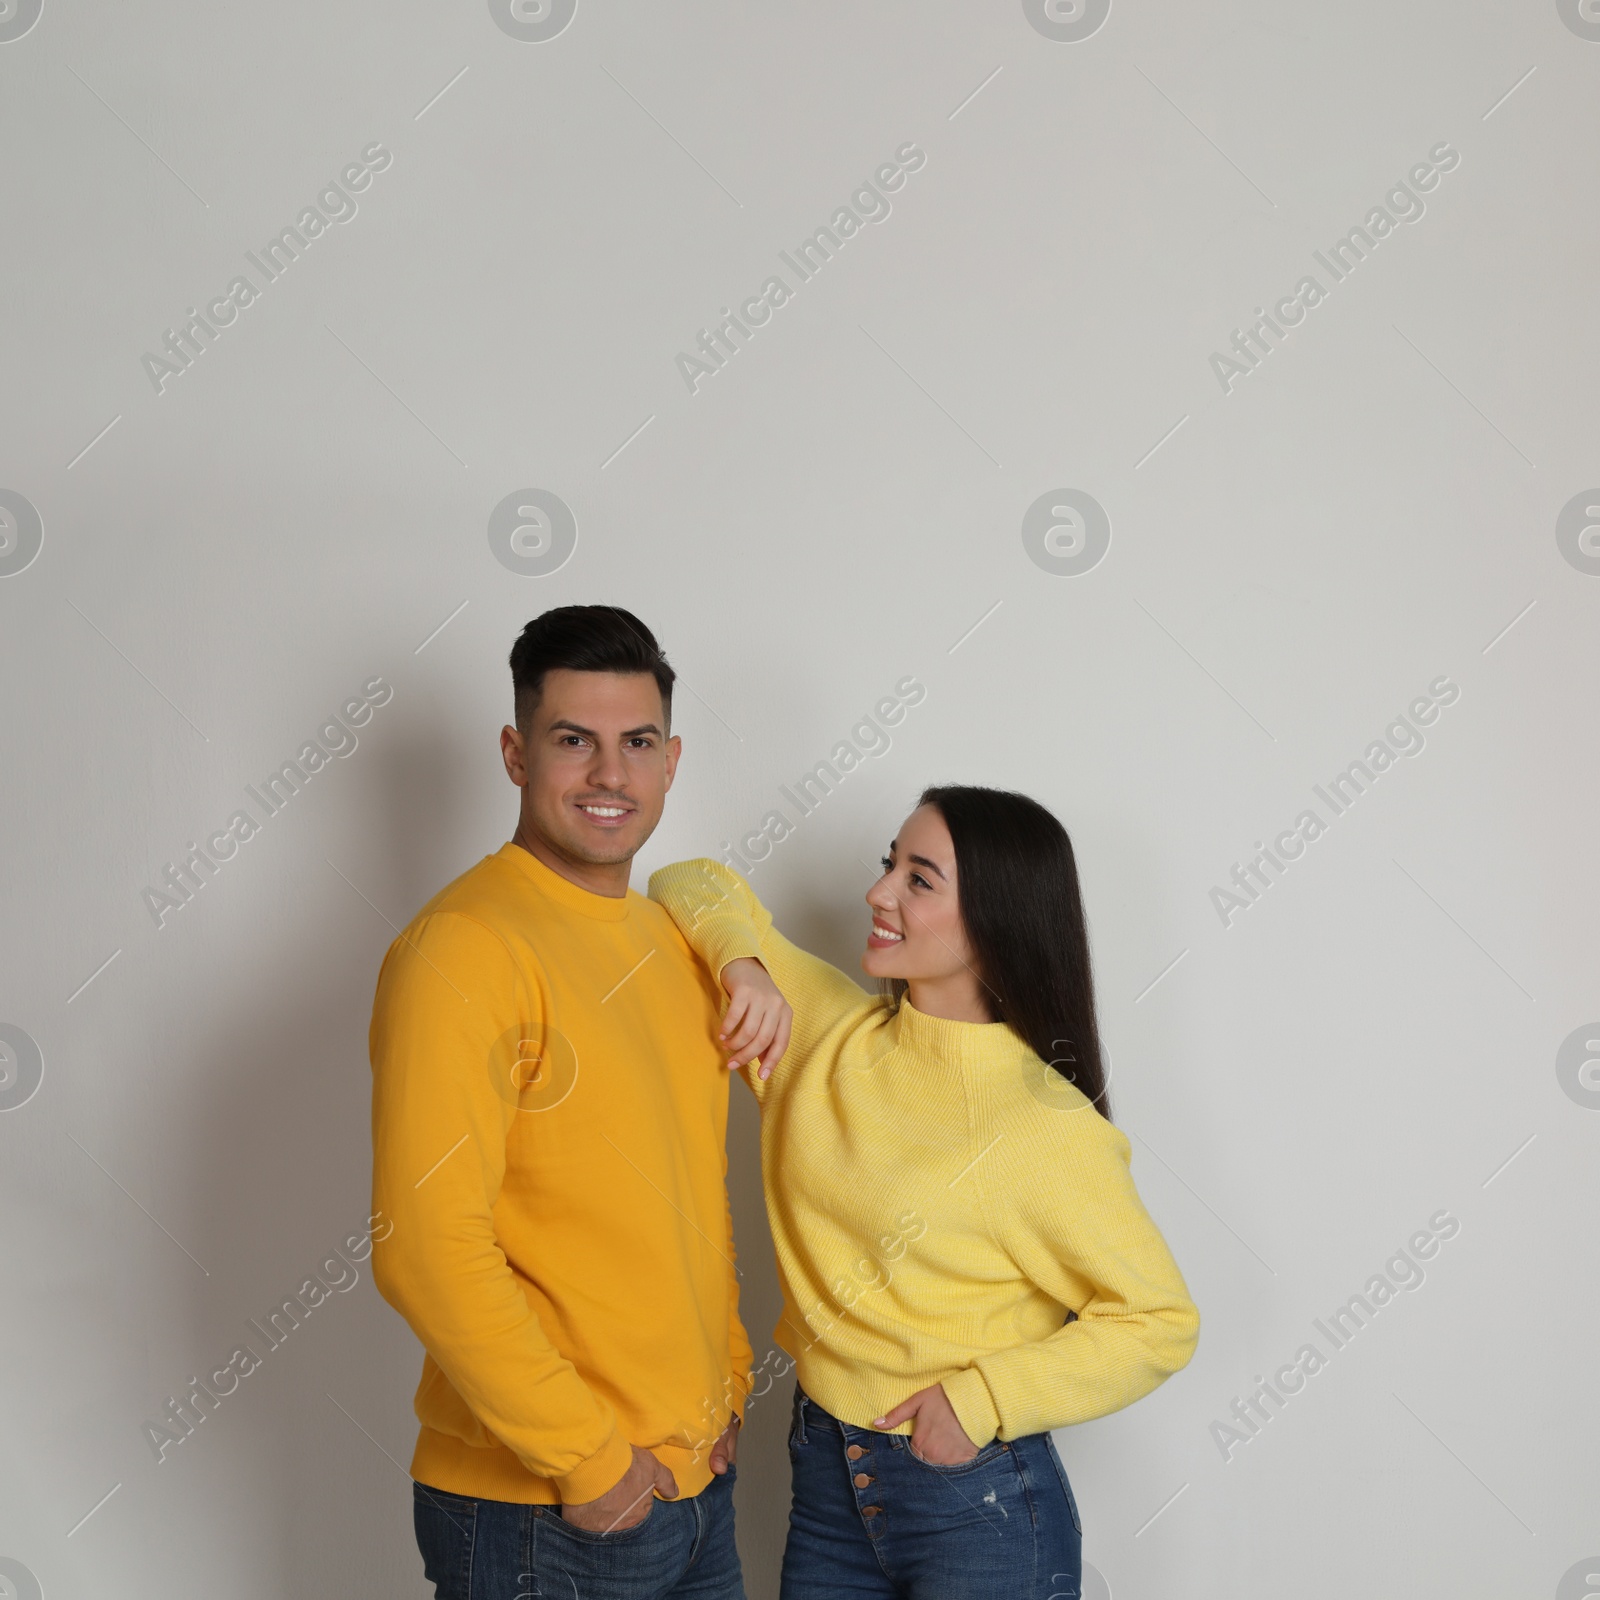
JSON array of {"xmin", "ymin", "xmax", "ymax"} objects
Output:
[{"xmin": 501, "ymin": 669, "xmax": 679, "ymax": 869}]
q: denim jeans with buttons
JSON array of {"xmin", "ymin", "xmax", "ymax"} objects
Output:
[
  {"xmin": 779, "ymin": 1385, "xmax": 1082, "ymax": 1600},
  {"xmin": 412, "ymin": 1466, "xmax": 745, "ymax": 1600}
]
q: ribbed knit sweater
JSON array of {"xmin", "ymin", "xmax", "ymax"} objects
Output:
[{"xmin": 648, "ymin": 858, "xmax": 1200, "ymax": 1448}]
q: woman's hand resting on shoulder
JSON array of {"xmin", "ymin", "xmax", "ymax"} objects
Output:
[{"xmin": 718, "ymin": 957, "xmax": 792, "ymax": 1079}]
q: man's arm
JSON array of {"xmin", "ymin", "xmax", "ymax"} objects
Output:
[
  {"xmin": 368, "ymin": 911, "xmax": 636, "ymax": 1504},
  {"xmin": 722, "ymin": 1157, "xmax": 754, "ymax": 1429}
]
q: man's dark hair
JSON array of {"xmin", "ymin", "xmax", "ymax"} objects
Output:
[{"xmin": 508, "ymin": 606, "xmax": 675, "ymax": 730}]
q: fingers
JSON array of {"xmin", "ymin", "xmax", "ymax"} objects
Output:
[
  {"xmin": 872, "ymin": 1396, "xmax": 917, "ymax": 1430},
  {"xmin": 718, "ymin": 991, "xmax": 751, "ymax": 1046},
  {"xmin": 720, "ymin": 991, "xmax": 764, "ymax": 1059},
  {"xmin": 756, "ymin": 1004, "xmax": 793, "ymax": 1079},
  {"xmin": 741, "ymin": 1011, "xmax": 779, "ymax": 1072},
  {"xmin": 725, "ymin": 999, "xmax": 776, "ymax": 1067},
  {"xmin": 654, "ymin": 1459, "xmax": 680, "ymax": 1500}
]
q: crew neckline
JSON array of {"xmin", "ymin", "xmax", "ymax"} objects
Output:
[{"xmin": 497, "ymin": 841, "xmax": 634, "ymax": 922}]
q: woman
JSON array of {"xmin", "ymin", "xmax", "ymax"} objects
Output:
[{"xmin": 649, "ymin": 785, "xmax": 1199, "ymax": 1600}]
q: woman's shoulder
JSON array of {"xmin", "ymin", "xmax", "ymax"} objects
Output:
[{"xmin": 987, "ymin": 1056, "xmax": 1130, "ymax": 1161}]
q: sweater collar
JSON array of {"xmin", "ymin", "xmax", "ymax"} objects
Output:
[
  {"xmin": 888, "ymin": 997, "xmax": 1035, "ymax": 1071},
  {"xmin": 497, "ymin": 841, "xmax": 633, "ymax": 922}
]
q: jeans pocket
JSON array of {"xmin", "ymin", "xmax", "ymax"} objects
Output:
[
  {"xmin": 907, "ymin": 1437, "xmax": 1009, "ymax": 1473},
  {"xmin": 412, "ymin": 1482, "xmax": 477, "ymax": 1600},
  {"xmin": 1043, "ymin": 1433, "xmax": 1083, "ymax": 1535},
  {"xmin": 542, "ymin": 1494, "xmax": 660, "ymax": 1545}
]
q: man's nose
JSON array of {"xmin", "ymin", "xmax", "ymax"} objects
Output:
[{"xmin": 587, "ymin": 747, "xmax": 628, "ymax": 788}]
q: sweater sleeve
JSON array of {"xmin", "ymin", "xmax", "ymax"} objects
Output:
[
  {"xmin": 368, "ymin": 912, "xmax": 635, "ymax": 1504},
  {"xmin": 722, "ymin": 1157, "xmax": 754, "ymax": 1426},
  {"xmin": 647, "ymin": 858, "xmax": 880, "ymax": 1097},
  {"xmin": 942, "ymin": 1112, "xmax": 1201, "ymax": 1446}
]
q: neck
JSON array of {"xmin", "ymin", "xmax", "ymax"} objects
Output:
[
  {"xmin": 905, "ymin": 973, "xmax": 995, "ymax": 1025},
  {"xmin": 511, "ymin": 821, "xmax": 631, "ymax": 899}
]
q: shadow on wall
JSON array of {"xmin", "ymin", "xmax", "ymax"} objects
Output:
[
  {"xmin": 724, "ymin": 1085, "xmax": 787, "ymax": 1600},
  {"xmin": 157, "ymin": 724, "xmax": 491, "ymax": 1596},
  {"xmin": 371, "ymin": 722, "xmax": 507, "ymax": 926}
]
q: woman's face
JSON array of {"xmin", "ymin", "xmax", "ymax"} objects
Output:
[{"xmin": 862, "ymin": 805, "xmax": 980, "ymax": 985}]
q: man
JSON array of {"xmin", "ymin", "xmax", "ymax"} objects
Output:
[{"xmin": 370, "ymin": 605, "xmax": 751, "ymax": 1598}]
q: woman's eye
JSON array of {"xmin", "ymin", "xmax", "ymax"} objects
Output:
[
  {"xmin": 879, "ymin": 855, "xmax": 893, "ymax": 872},
  {"xmin": 910, "ymin": 873, "xmax": 929, "ymax": 889}
]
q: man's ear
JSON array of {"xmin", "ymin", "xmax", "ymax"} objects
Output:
[
  {"xmin": 501, "ymin": 723, "xmax": 528, "ymax": 785},
  {"xmin": 663, "ymin": 733, "xmax": 682, "ymax": 790}
]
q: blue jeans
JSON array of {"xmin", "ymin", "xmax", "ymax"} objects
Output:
[
  {"xmin": 412, "ymin": 1467, "xmax": 746, "ymax": 1600},
  {"xmin": 780, "ymin": 1386, "xmax": 1082, "ymax": 1600}
]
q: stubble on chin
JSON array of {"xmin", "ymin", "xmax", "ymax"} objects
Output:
[{"xmin": 552, "ymin": 832, "xmax": 640, "ymax": 869}]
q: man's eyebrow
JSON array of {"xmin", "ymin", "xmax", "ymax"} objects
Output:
[
  {"xmin": 546, "ymin": 719, "xmax": 662, "ymax": 739},
  {"xmin": 906, "ymin": 853, "xmax": 947, "ymax": 881}
]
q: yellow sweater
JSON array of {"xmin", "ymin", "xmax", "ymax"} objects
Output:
[
  {"xmin": 648, "ymin": 858, "xmax": 1200, "ymax": 1448},
  {"xmin": 369, "ymin": 843, "xmax": 752, "ymax": 1505}
]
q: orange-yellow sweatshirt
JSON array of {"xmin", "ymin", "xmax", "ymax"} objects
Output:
[{"xmin": 369, "ymin": 842, "xmax": 752, "ymax": 1505}]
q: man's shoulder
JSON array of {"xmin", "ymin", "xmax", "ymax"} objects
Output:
[
  {"xmin": 387, "ymin": 856, "xmax": 706, "ymax": 979},
  {"xmin": 387, "ymin": 853, "xmax": 534, "ymax": 971},
  {"xmin": 407, "ymin": 851, "xmax": 517, "ymax": 927},
  {"xmin": 626, "ymin": 891, "xmax": 706, "ymax": 971}
]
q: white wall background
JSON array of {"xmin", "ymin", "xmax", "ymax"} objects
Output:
[{"xmin": 2, "ymin": 2, "xmax": 1597, "ymax": 1596}]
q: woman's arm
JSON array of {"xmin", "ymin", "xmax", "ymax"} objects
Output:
[
  {"xmin": 715, "ymin": 958, "xmax": 792, "ymax": 1078},
  {"xmin": 648, "ymin": 858, "xmax": 881, "ymax": 1092},
  {"xmin": 942, "ymin": 1112, "xmax": 1201, "ymax": 1447}
]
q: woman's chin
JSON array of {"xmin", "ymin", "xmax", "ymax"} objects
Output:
[{"xmin": 861, "ymin": 947, "xmax": 900, "ymax": 979}]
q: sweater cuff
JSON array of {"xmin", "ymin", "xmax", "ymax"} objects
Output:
[
  {"xmin": 553, "ymin": 1428, "xmax": 635, "ymax": 1506},
  {"xmin": 941, "ymin": 1368, "xmax": 1001, "ymax": 1450},
  {"xmin": 699, "ymin": 923, "xmax": 765, "ymax": 988}
]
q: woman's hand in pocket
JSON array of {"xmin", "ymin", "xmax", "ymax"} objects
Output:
[
  {"xmin": 875, "ymin": 1383, "xmax": 980, "ymax": 1466},
  {"xmin": 719, "ymin": 958, "xmax": 792, "ymax": 1079}
]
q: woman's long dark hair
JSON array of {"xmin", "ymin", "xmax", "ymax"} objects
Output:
[{"xmin": 885, "ymin": 784, "xmax": 1111, "ymax": 1122}]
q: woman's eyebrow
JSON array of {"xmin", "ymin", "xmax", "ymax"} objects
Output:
[{"xmin": 906, "ymin": 853, "xmax": 947, "ymax": 881}]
